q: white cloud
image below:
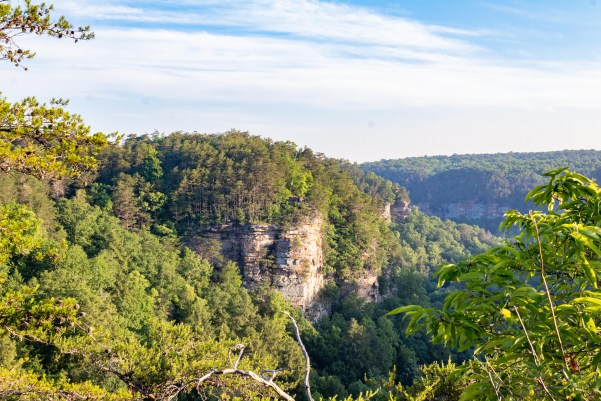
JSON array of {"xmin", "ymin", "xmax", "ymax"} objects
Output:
[
  {"xmin": 55, "ymin": 0, "xmax": 477, "ymax": 52},
  {"xmin": 13, "ymin": 26, "xmax": 601, "ymax": 109},
  {"xmin": 4, "ymin": 0, "xmax": 601, "ymax": 160}
]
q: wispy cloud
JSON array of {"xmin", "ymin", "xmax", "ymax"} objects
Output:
[
  {"xmin": 4, "ymin": 0, "xmax": 601, "ymax": 160},
  {"xmin": 480, "ymin": 1, "xmax": 594, "ymax": 25},
  {"xmin": 56, "ymin": 0, "xmax": 478, "ymax": 52}
]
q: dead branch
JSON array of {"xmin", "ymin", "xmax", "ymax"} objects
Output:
[
  {"xmin": 282, "ymin": 311, "xmax": 315, "ymax": 401},
  {"xmin": 164, "ymin": 344, "xmax": 294, "ymax": 401},
  {"xmin": 163, "ymin": 311, "xmax": 315, "ymax": 401}
]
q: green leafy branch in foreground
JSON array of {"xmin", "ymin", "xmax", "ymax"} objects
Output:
[
  {"xmin": 1, "ymin": 1, "xmax": 103, "ymax": 179},
  {"xmin": 389, "ymin": 169, "xmax": 601, "ymax": 401}
]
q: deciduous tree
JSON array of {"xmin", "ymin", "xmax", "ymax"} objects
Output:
[{"xmin": 391, "ymin": 169, "xmax": 601, "ymax": 400}]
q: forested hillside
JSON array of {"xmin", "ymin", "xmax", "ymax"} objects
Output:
[
  {"xmin": 0, "ymin": 127, "xmax": 500, "ymax": 399},
  {"xmin": 362, "ymin": 150, "xmax": 601, "ymax": 231},
  {"xmin": 95, "ymin": 131, "xmax": 402, "ymax": 281}
]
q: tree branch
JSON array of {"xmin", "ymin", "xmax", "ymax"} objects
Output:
[
  {"xmin": 164, "ymin": 343, "xmax": 294, "ymax": 401},
  {"xmin": 282, "ymin": 310, "xmax": 314, "ymax": 401},
  {"xmin": 165, "ymin": 367, "xmax": 294, "ymax": 401},
  {"xmin": 160, "ymin": 312, "xmax": 316, "ymax": 401},
  {"xmin": 531, "ymin": 215, "xmax": 568, "ymax": 371}
]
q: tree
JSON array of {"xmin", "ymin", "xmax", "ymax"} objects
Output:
[
  {"xmin": 0, "ymin": 203, "xmax": 129, "ymax": 400},
  {"xmin": 0, "ymin": 2, "xmax": 116, "ymax": 398},
  {"xmin": 1, "ymin": 1, "xmax": 104, "ymax": 180},
  {"xmin": 390, "ymin": 169, "xmax": 601, "ymax": 400},
  {"xmin": 1, "ymin": 0, "xmax": 93, "ymax": 68},
  {"xmin": 0, "ymin": 96, "xmax": 107, "ymax": 179}
]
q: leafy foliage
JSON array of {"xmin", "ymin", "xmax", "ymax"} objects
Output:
[
  {"xmin": 306, "ymin": 212, "xmax": 498, "ymax": 398},
  {"xmin": 96, "ymin": 131, "xmax": 400, "ymax": 279},
  {"xmin": 0, "ymin": 188, "xmax": 309, "ymax": 399},
  {"xmin": 391, "ymin": 169, "xmax": 601, "ymax": 400},
  {"xmin": 0, "ymin": 2, "xmax": 501, "ymax": 393},
  {"xmin": 362, "ymin": 150, "xmax": 601, "ymax": 231},
  {"xmin": 0, "ymin": 3, "xmax": 320, "ymax": 400}
]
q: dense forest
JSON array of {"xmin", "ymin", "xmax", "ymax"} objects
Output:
[
  {"xmin": 95, "ymin": 131, "xmax": 403, "ymax": 280},
  {"xmin": 4, "ymin": 2, "xmax": 601, "ymax": 400},
  {"xmin": 0, "ymin": 129, "xmax": 499, "ymax": 400},
  {"xmin": 361, "ymin": 150, "xmax": 601, "ymax": 230}
]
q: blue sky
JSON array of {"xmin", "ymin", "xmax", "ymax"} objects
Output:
[{"xmin": 4, "ymin": 0, "xmax": 601, "ymax": 161}]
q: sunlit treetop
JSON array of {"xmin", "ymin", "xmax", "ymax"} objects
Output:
[{"xmin": 0, "ymin": 97, "xmax": 107, "ymax": 179}]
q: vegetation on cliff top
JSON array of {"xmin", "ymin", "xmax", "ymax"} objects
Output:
[
  {"xmin": 362, "ymin": 150, "xmax": 601, "ymax": 230},
  {"xmin": 95, "ymin": 131, "xmax": 403, "ymax": 279}
]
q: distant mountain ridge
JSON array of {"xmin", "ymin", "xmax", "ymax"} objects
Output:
[{"xmin": 361, "ymin": 149, "xmax": 601, "ymax": 231}]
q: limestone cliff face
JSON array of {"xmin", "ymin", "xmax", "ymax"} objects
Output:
[
  {"xmin": 381, "ymin": 203, "xmax": 392, "ymax": 222},
  {"xmin": 415, "ymin": 201, "xmax": 508, "ymax": 220},
  {"xmin": 187, "ymin": 212, "xmax": 325, "ymax": 310},
  {"xmin": 340, "ymin": 272, "xmax": 380, "ymax": 303}
]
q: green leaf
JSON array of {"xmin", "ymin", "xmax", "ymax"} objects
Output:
[
  {"xmin": 573, "ymin": 232, "xmax": 601, "ymax": 260},
  {"xmin": 459, "ymin": 382, "xmax": 488, "ymax": 401},
  {"xmin": 406, "ymin": 310, "xmax": 426, "ymax": 335},
  {"xmin": 572, "ymin": 297, "xmax": 601, "ymax": 307},
  {"xmin": 458, "ymin": 272, "xmax": 483, "ymax": 282},
  {"xmin": 582, "ymin": 260, "xmax": 598, "ymax": 288},
  {"xmin": 525, "ymin": 185, "xmax": 546, "ymax": 202},
  {"xmin": 386, "ymin": 304, "xmax": 422, "ymax": 316},
  {"xmin": 585, "ymin": 315, "xmax": 597, "ymax": 333}
]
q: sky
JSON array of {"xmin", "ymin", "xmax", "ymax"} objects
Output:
[{"xmin": 4, "ymin": 0, "xmax": 601, "ymax": 162}]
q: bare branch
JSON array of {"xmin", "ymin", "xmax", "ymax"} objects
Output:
[
  {"xmin": 261, "ymin": 369, "xmax": 284, "ymax": 382},
  {"xmin": 231, "ymin": 343, "xmax": 245, "ymax": 369},
  {"xmin": 513, "ymin": 307, "xmax": 540, "ymax": 366},
  {"xmin": 165, "ymin": 366, "xmax": 295, "ymax": 401},
  {"xmin": 159, "ymin": 312, "xmax": 316, "ymax": 401},
  {"xmin": 282, "ymin": 311, "xmax": 314, "ymax": 401}
]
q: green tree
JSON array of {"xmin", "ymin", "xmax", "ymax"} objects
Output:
[{"xmin": 391, "ymin": 169, "xmax": 601, "ymax": 400}]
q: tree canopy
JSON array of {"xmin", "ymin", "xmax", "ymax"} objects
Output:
[
  {"xmin": 0, "ymin": 96, "xmax": 107, "ymax": 179},
  {"xmin": 362, "ymin": 150, "xmax": 601, "ymax": 231}
]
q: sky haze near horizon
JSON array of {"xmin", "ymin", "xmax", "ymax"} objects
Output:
[{"xmin": 4, "ymin": 0, "xmax": 601, "ymax": 162}]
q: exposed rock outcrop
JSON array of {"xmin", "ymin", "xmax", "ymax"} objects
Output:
[
  {"xmin": 383, "ymin": 199, "xmax": 411, "ymax": 223},
  {"xmin": 391, "ymin": 199, "xmax": 411, "ymax": 221},
  {"xmin": 381, "ymin": 203, "xmax": 392, "ymax": 222},
  {"xmin": 187, "ymin": 212, "xmax": 325, "ymax": 310},
  {"xmin": 415, "ymin": 201, "xmax": 508, "ymax": 220},
  {"xmin": 340, "ymin": 272, "xmax": 380, "ymax": 303}
]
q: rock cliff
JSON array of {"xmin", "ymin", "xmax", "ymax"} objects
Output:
[
  {"xmin": 415, "ymin": 201, "xmax": 509, "ymax": 220},
  {"xmin": 187, "ymin": 212, "xmax": 325, "ymax": 310},
  {"xmin": 391, "ymin": 200, "xmax": 411, "ymax": 221},
  {"xmin": 383, "ymin": 199, "xmax": 411, "ymax": 223}
]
